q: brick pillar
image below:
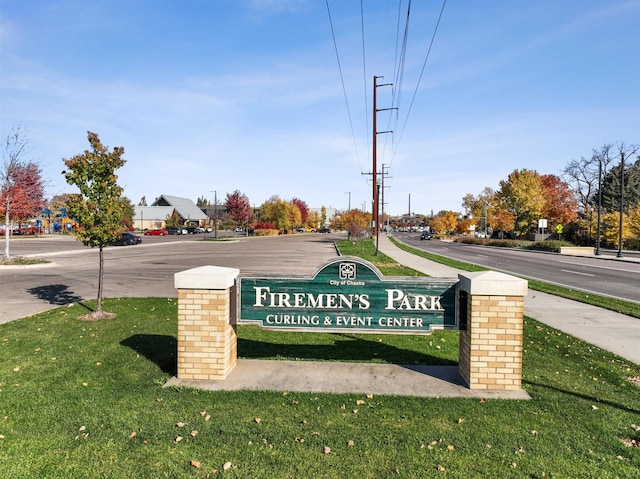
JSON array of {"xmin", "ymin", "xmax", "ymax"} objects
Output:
[
  {"xmin": 458, "ymin": 271, "xmax": 528, "ymax": 390},
  {"xmin": 174, "ymin": 265, "xmax": 239, "ymax": 381}
]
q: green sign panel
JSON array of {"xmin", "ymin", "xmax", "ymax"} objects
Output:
[{"xmin": 239, "ymin": 257, "xmax": 458, "ymax": 334}]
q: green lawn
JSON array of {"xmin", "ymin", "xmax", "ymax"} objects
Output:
[{"xmin": 1, "ymin": 296, "xmax": 639, "ymax": 478}]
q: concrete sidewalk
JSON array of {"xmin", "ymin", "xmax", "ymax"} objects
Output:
[{"xmin": 376, "ymin": 234, "xmax": 640, "ymax": 366}]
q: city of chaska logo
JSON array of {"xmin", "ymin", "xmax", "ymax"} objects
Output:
[{"xmin": 339, "ymin": 262, "xmax": 356, "ymax": 280}]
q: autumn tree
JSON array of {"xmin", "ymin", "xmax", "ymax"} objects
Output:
[
  {"xmin": 62, "ymin": 131, "xmax": 127, "ymax": 320},
  {"xmin": 540, "ymin": 174, "xmax": 578, "ymax": 226},
  {"xmin": 260, "ymin": 196, "xmax": 290, "ymax": 232},
  {"xmin": 462, "ymin": 187, "xmax": 495, "ymax": 235},
  {"xmin": 165, "ymin": 210, "xmax": 181, "ymax": 228},
  {"xmin": 335, "ymin": 209, "xmax": 370, "ymax": 236},
  {"xmin": 291, "ymin": 197, "xmax": 309, "ymax": 224},
  {"xmin": 429, "ymin": 211, "xmax": 457, "ymax": 235},
  {"xmin": 601, "ymin": 211, "xmax": 631, "ymax": 248},
  {"xmin": 288, "ymin": 202, "xmax": 302, "ymax": 231},
  {"xmin": 628, "ymin": 205, "xmax": 640, "ymax": 239},
  {"xmin": 1, "ymin": 127, "xmax": 46, "ymax": 260},
  {"xmin": 496, "ymin": 169, "xmax": 546, "ymax": 236},
  {"xmin": 491, "ymin": 208, "xmax": 516, "ymax": 238},
  {"xmin": 225, "ymin": 190, "xmax": 252, "ymax": 229}
]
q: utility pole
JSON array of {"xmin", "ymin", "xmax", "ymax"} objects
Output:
[
  {"xmin": 372, "ymin": 75, "xmax": 394, "ymax": 253},
  {"xmin": 381, "ymin": 164, "xmax": 391, "ymax": 235}
]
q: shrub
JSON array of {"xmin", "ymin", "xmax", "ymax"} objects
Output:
[{"xmin": 255, "ymin": 221, "xmax": 276, "ymax": 230}]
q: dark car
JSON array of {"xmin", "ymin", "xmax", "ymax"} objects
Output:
[
  {"xmin": 420, "ymin": 231, "xmax": 431, "ymax": 240},
  {"xmin": 112, "ymin": 232, "xmax": 142, "ymax": 246},
  {"xmin": 318, "ymin": 228, "xmax": 332, "ymax": 233}
]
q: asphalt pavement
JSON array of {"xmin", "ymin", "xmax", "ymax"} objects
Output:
[{"xmin": 376, "ymin": 234, "xmax": 640, "ymax": 366}]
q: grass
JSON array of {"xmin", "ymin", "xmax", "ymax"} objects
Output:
[
  {"xmin": 1, "ymin": 299, "xmax": 639, "ymax": 478},
  {"xmin": 1, "ymin": 238, "xmax": 639, "ymax": 477},
  {"xmin": 387, "ymin": 236, "xmax": 640, "ymax": 319},
  {"xmin": 0, "ymin": 256, "xmax": 50, "ymax": 266}
]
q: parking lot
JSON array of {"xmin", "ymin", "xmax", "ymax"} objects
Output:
[{"xmin": 0, "ymin": 232, "xmax": 345, "ymax": 323}]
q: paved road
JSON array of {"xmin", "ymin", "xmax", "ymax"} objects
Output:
[
  {"xmin": 0, "ymin": 233, "xmax": 344, "ymax": 324},
  {"xmin": 377, "ymin": 234, "xmax": 640, "ymax": 366},
  {"xmin": 393, "ymin": 232, "xmax": 640, "ymax": 304}
]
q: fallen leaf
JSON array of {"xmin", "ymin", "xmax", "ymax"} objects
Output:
[
  {"xmin": 190, "ymin": 430, "xmax": 198, "ymax": 437},
  {"xmin": 457, "ymin": 418, "xmax": 464, "ymax": 424},
  {"xmin": 254, "ymin": 418, "xmax": 261, "ymax": 424},
  {"xmin": 176, "ymin": 422, "xmax": 186, "ymax": 427},
  {"xmin": 323, "ymin": 446, "xmax": 331, "ymax": 454},
  {"xmin": 531, "ymin": 430, "xmax": 539, "ymax": 436},
  {"xmin": 174, "ymin": 436, "xmax": 183, "ymax": 443},
  {"xmin": 78, "ymin": 426, "xmax": 86, "ymax": 432},
  {"xmin": 366, "ymin": 394, "xmax": 374, "ymax": 399},
  {"xmin": 447, "ymin": 445, "xmax": 455, "ymax": 451},
  {"xmin": 352, "ymin": 409, "xmax": 359, "ymax": 414},
  {"xmin": 356, "ymin": 399, "xmax": 365, "ymax": 405},
  {"xmin": 190, "ymin": 460, "xmax": 201, "ymax": 468},
  {"xmin": 223, "ymin": 461, "xmax": 233, "ymax": 470},
  {"xmin": 128, "ymin": 432, "xmax": 137, "ymax": 439},
  {"xmin": 347, "ymin": 440, "xmax": 354, "ymax": 447},
  {"xmin": 437, "ymin": 465, "xmax": 445, "ymax": 472},
  {"xmin": 205, "ymin": 414, "xmax": 211, "ymax": 421},
  {"xmin": 295, "ymin": 437, "xmax": 304, "ymax": 443}
]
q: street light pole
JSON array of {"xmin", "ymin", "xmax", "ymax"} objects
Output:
[
  {"xmin": 595, "ymin": 158, "xmax": 603, "ymax": 255},
  {"xmin": 617, "ymin": 153, "xmax": 625, "ymax": 258}
]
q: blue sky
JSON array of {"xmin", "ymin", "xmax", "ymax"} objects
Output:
[{"xmin": 1, "ymin": 0, "xmax": 638, "ymax": 216}]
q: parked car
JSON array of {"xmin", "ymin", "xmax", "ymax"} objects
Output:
[
  {"xmin": 420, "ymin": 231, "xmax": 431, "ymax": 240},
  {"xmin": 144, "ymin": 229, "xmax": 168, "ymax": 236},
  {"xmin": 112, "ymin": 232, "xmax": 142, "ymax": 246},
  {"xmin": 166, "ymin": 227, "xmax": 187, "ymax": 235},
  {"xmin": 194, "ymin": 227, "xmax": 206, "ymax": 234},
  {"xmin": 318, "ymin": 228, "xmax": 332, "ymax": 233}
]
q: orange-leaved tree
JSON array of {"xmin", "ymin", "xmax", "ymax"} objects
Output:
[{"xmin": 1, "ymin": 127, "xmax": 46, "ymax": 260}]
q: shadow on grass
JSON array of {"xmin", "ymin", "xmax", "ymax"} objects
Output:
[
  {"xmin": 120, "ymin": 334, "xmax": 177, "ymax": 376},
  {"xmin": 120, "ymin": 331, "xmax": 455, "ymax": 375},
  {"xmin": 238, "ymin": 333, "xmax": 457, "ymax": 366},
  {"xmin": 27, "ymin": 283, "xmax": 84, "ymax": 305},
  {"xmin": 524, "ymin": 380, "xmax": 640, "ymax": 415}
]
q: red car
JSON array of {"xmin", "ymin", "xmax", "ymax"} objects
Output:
[{"xmin": 144, "ymin": 229, "xmax": 168, "ymax": 236}]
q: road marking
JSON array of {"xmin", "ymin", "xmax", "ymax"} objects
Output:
[
  {"xmin": 560, "ymin": 269, "xmax": 595, "ymax": 277},
  {"xmin": 559, "ymin": 260, "xmax": 640, "ymax": 274}
]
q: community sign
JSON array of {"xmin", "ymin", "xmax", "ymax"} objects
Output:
[{"xmin": 239, "ymin": 256, "xmax": 458, "ymax": 334}]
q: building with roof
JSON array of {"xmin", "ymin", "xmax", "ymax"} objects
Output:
[{"xmin": 133, "ymin": 195, "xmax": 209, "ymax": 230}]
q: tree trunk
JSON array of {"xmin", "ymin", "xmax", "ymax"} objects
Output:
[
  {"xmin": 4, "ymin": 208, "xmax": 10, "ymax": 260},
  {"xmin": 96, "ymin": 246, "xmax": 104, "ymax": 314}
]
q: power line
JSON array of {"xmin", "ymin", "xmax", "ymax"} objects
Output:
[
  {"xmin": 325, "ymin": 0, "xmax": 364, "ymax": 175},
  {"xmin": 393, "ymin": 0, "xmax": 447, "ymax": 157}
]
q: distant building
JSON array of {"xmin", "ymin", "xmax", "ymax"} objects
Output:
[{"xmin": 133, "ymin": 194, "xmax": 208, "ymax": 230}]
